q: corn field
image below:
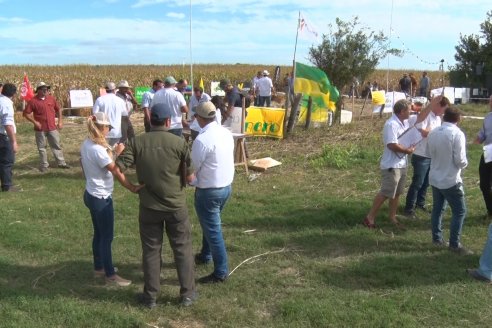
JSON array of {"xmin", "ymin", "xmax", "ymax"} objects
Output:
[{"xmin": 0, "ymin": 64, "xmax": 445, "ymax": 111}]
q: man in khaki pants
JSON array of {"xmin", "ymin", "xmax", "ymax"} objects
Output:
[{"xmin": 23, "ymin": 82, "xmax": 69, "ymax": 172}]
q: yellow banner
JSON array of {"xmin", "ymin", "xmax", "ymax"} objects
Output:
[{"xmin": 245, "ymin": 107, "xmax": 285, "ymax": 139}]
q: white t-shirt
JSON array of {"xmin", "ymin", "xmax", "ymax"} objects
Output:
[
  {"xmin": 189, "ymin": 93, "xmax": 212, "ymax": 132},
  {"xmin": 80, "ymin": 139, "xmax": 114, "ymax": 199},
  {"xmin": 408, "ymin": 111, "xmax": 441, "ymax": 157},
  {"xmin": 380, "ymin": 114, "xmax": 409, "ymax": 169},
  {"xmin": 141, "ymin": 89, "xmax": 155, "ymax": 108},
  {"xmin": 191, "ymin": 121, "xmax": 234, "ymax": 189},
  {"xmin": 0, "ymin": 95, "xmax": 16, "ymax": 135},
  {"xmin": 93, "ymin": 93, "xmax": 125, "ymax": 139},
  {"xmin": 150, "ymin": 88, "xmax": 187, "ymax": 130},
  {"xmin": 256, "ymin": 76, "xmax": 273, "ymax": 97}
]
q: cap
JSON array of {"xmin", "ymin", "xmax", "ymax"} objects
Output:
[
  {"xmin": 36, "ymin": 82, "xmax": 50, "ymax": 91},
  {"xmin": 219, "ymin": 79, "xmax": 231, "ymax": 90},
  {"xmin": 105, "ymin": 82, "xmax": 116, "ymax": 90},
  {"xmin": 195, "ymin": 101, "xmax": 216, "ymax": 119},
  {"xmin": 117, "ymin": 80, "xmax": 131, "ymax": 88},
  {"xmin": 151, "ymin": 102, "xmax": 172, "ymax": 121},
  {"xmin": 164, "ymin": 76, "xmax": 177, "ymax": 84},
  {"xmin": 93, "ymin": 112, "xmax": 113, "ymax": 129},
  {"xmin": 262, "ymin": 70, "xmax": 270, "ymax": 76}
]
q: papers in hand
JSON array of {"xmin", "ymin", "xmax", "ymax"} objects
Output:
[
  {"xmin": 484, "ymin": 144, "xmax": 492, "ymax": 163},
  {"xmin": 398, "ymin": 126, "xmax": 423, "ymax": 149}
]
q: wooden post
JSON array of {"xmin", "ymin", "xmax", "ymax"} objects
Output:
[
  {"xmin": 286, "ymin": 93, "xmax": 302, "ymax": 135},
  {"xmin": 304, "ymin": 96, "xmax": 312, "ymax": 130},
  {"xmin": 283, "ymin": 85, "xmax": 290, "ymax": 132}
]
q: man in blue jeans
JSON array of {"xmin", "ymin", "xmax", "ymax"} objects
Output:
[
  {"xmin": 404, "ymin": 97, "xmax": 449, "ymax": 218},
  {"xmin": 467, "ymin": 224, "xmax": 492, "ymax": 282},
  {"xmin": 191, "ymin": 101, "xmax": 234, "ymax": 283},
  {"xmin": 427, "ymin": 107, "xmax": 472, "ymax": 255},
  {"xmin": 0, "ymin": 83, "xmax": 19, "ymax": 192}
]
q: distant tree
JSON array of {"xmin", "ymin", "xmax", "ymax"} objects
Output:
[
  {"xmin": 451, "ymin": 11, "xmax": 492, "ymax": 87},
  {"xmin": 307, "ymin": 16, "xmax": 401, "ymax": 122},
  {"xmin": 308, "ymin": 16, "xmax": 402, "ymax": 94}
]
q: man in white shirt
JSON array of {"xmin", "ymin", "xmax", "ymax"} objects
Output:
[
  {"xmin": 141, "ymin": 79, "xmax": 163, "ymax": 132},
  {"xmin": 150, "ymin": 76, "xmax": 188, "ymax": 137},
  {"xmin": 191, "ymin": 101, "xmax": 234, "ymax": 284},
  {"xmin": 116, "ymin": 80, "xmax": 137, "ymax": 143},
  {"xmin": 427, "ymin": 107, "xmax": 471, "ymax": 255},
  {"xmin": 362, "ymin": 97, "xmax": 438, "ymax": 229},
  {"xmin": 255, "ymin": 70, "xmax": 274, "ymax": 107},
  {"xmin": 404, "ymin": 97, "xmax": 450, "ymax": 218},
  {"xmin": 188, "ymin": 86, "xmax": 212, "ymax": 140},
  {"xmin": 93, "ymin": 82, "xmax": 126, "ymax": 146},
  {"xmin": 0, "ymin": 83, "xmax": 19, "ymax": 192},
  {"xmin": 252, "ymin": 71, "xmax": 262, "ymax": 106}
]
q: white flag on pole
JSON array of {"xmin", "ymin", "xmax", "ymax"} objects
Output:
[{"xmin": 298, "ymin": 13, "xmax": 320, "ymax": 42}]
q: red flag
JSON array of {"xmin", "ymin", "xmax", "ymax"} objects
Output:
[{"xmin": 21, "ymin": 74, "xmax": 34, "ymax": 101}]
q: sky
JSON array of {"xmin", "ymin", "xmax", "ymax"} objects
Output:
[{"xmin": 0, "ymin": 0, "xmax": 490, "ymax": 70}]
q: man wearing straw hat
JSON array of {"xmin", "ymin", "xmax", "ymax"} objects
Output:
[
  {"xmin": 255, "ymin": 70, "xmax": 274, "ymax": 107},
  {"xmin": 23, "ymin": 82, "xmax": 70, "ymax": 172}
]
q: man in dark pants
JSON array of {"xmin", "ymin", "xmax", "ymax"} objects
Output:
[
  {"xmin": 116, "ymin": 102, "xmax": 197, "ymax": 308},
  {"xmin": 475, "ymin": 95, "xmax": 492, "ymax": 218},
  {"xmin": 0, "ymin": 83, "xmax": 19, "ymax": 192}
]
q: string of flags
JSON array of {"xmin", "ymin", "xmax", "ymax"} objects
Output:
[{"xmin": 390, "ymin": 28, "xmax": 444, "ymax": 66}]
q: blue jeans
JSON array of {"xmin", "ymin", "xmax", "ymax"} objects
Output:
[
  {"xmin": 478, "ymin": 223, "xmax": 492, "ymax": 279},
  {"xmin": 168, "ymin": 128, "xmax": 183, "ymax": 137},
  {"xmin": 431, "ymin": 184, "xmax": 467, "ymax": 248},
  {"xmin": 84, "ymin": 191, "xmax": 116, "ymax": 277},
  {"xmin": 195, "ymin": 185, "xmax": 232, "ymax": 279},
  {"xmin": 0, "ymin": 134, "xmax": 15, "ymax": 191},
  {"xmin": 259, "ymin": 96, "xmax": 271, "ymax": 107},
  {"xmin": 404, "ymin": 154, "xmax": 431, "ymax": 213}
]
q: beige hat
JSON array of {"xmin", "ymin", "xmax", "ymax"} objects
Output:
[
  {"xmin": 35, "ymin": 82, "xmax": 50, "ymax": 91},
  {"xmin": 105, "ymin": 82, "xmax": 116, "ymax": 90},
  {"xmin": 93, "ymin": 112, "xmax": 113, "ymax": 128},
  {"xmin": 262, "ymin": 70, "xmax": 270, "ymax": 76},
  {"xmin": 195, "ymin": 101, "xmax": 216, "ymax": 119},
  {"xmin": 117, "ymin": 80, "xmax": 131, "ymax": 88}
]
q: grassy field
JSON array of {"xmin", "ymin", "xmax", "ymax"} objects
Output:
[{"xmin": 1, "ymin": 103, "xmax": 491, "ymax": 327}]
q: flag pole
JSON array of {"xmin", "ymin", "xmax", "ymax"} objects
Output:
[
  {"xmin": 189, "ymin": 0, "xmax": 193, "ymax": 87},
  {"xmin": 386, "ymin": 0, "xmax": 394, "ymax": 92},
  {"xmin": 292, "ymin": 11, "xmax": 301, "ymax": 84}
]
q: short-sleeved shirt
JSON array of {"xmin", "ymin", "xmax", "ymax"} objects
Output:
[
  {"xmin": 80, "ymin": 139, "xmax": 114, "ymax": 199},
  {"xmin": 256, "ymin": 77, "xmax": 273, "ymax": 97},
  {"xmin": 380, "ymin": 114, "xmax": 409, "ymax": 169},
  {"xmin": 0, "ymin": 95, "xmax": 16, "ymax": 135},
  {"xmin": 116, "ymin": 126, "xmax": 194, "ymax": 212},
  {"xmin": 150, "ymin": 88, "xmax": 187, "ymax": 130},
  {"xmin": 141, "ymin": 89, "xmax": 155, "ymax": 108},
  {"xmin": 225, "ymin": 87, "xmax": 242, "ymax": 107},
  {"xmin": 408, "ymin": 111, "xmax": 441, "ymax": 157},
  {"xmin": 24, "ymin": 95, "xmax": 60, "ymax": 132},
  {"xmin": 189, "ymin": 93, "xmax": 212, "ymax": 131},
  {"xmin": 93, "ymin": 93, "xmax": 125, "ymax": 139}
]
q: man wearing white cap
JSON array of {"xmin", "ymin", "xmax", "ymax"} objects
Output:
[
  {"xmin": 23, "ymin": 82, "xmax": 70, "ymax": 172},
  {"xmin": 116, "ymin": 80, "xmax": 137, "ymax": 142},
  {"xmin": 93, "ymin": 82, "xmax": 126, "ymax": 147},
  {"xmin": 191, "ymin": 101, "xmax": 234, "ymax": 284},
  {"xmin": 150, "ymin": 76, "xmax": 188, "ymax": 137},
  {"xmin": 255, "ymin": 70, "xmax": 274, "ymax": 107}
]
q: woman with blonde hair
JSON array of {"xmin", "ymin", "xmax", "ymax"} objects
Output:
[{"xmin": 80, "ymin": 112, "xmax": 143, "ymax": 286}]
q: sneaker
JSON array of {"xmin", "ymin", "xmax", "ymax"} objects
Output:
[
  {"xmin": 180, "ymin": 291, "xmax": 198, "ymax": 307},
  {"xmin": 449, "ymin": 244, "xmax": 474, "ymax": 256},
  {"xmin": 58, "ymin": 164, "xmax": 71, "ymax": 169},
  {"xmin": 194, "ymin": 253, "xmax": 212, "ymax": 265},
  {"xmin": 197, "ymin": 273, "xmax": 227, "ymax": 284},
  {"xmin": 467, "ymin": 269, "xmax": 492, "ymax": 283},
  {"xmin": 105, "ymin": 274, "xmax": 131, "ymax": 287},
  {"xmin": 39, "ymin": 167, "xmax": 49, "ymax": 173},
  {"xmin": 432, "ymin": 240, "xmax": 449, "ymax": 247},
  {"xmin": 94, "ymin": 267, "xmax": 118, "ymax": 278},
  {"xmin": 136, "ymin": 293, "xmax": 157, "ymax": 309}
]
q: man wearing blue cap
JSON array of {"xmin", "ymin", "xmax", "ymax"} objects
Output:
[{"xmin": 116, "ymin": 102, "xmax": 197, "ymax": 308}]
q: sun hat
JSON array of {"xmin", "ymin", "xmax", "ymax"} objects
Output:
[
  {"xmin": 164, "ymin": 76, "xmax": 177, "ymax": 84},
  {"xmin": 117, "ymin": 80, "xmax": 131, "ymax": 88},
  {"xmin": 35, "ymin": 82, "xmax": 50, "ymax": 91},
  {"xmin": 195, "ymin": 101, "xmax": 216, "ymax": 119},
  {"xmin": 151, "ymin": 102, "xmax": 172, "ymax": 121},
  {"xmin": 105, "ymin": 82, "xmax": 116, "ymax": 90},
  {"xmin": 93, "ymin": 112, "xmax": 113, "ymax": 129},
  {"xmin": 262, "ymin": 70, "xmax": 270, "ymax": 76}
]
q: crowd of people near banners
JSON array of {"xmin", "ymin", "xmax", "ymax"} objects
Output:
[
  {"xmin": 356, "ymin": 71, "xmax": 432, "ymax": 100},
  {"xmin": 2, "ymin": 71, "xmax": 492, "ymax": 308}
]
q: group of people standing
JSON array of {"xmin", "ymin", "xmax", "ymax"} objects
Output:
[
  {"xmin": 251, "ymin": 70, "xmax": 275, "ymax": 107},
  {"xmin": 399, "ymin": 71, "xmax": 431, "ymax": 98},
  {"xmin": 81, "ymin": 76, "xmax": 236, "ymax": 308},
  {"xmin": 362, "ymin": 93, "xmax": 492, "ymax": 283}
]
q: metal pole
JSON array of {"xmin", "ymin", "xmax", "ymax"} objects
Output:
[
  {"xmin": 386, "ymin": 0, "xmax": 394, "ymax": 91},
  {"xmin": 190, "ymin": 0, "xmax": 193, "ymax": 87}
]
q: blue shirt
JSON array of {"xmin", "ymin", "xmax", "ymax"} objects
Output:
[{"xmin": 225, "ymin": 87, "xmax": 242, "ymax": 107}]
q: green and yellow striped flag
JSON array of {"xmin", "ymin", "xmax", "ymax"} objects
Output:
[{"xmin": 294, "ymin": 62, "xmax": 339, "ymax": 123}]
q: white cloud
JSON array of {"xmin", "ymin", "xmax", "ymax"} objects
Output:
[
  {"xmin": 167, "ymin": 12, "xmax": 185, "ymax": 19},
  {"xmin": 131, "ymin": 0, "xmax": 166, "ymax": 8},
  {"xmin": 0, "ymin": 16, "xmax": 29, "ymax": 23}
]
